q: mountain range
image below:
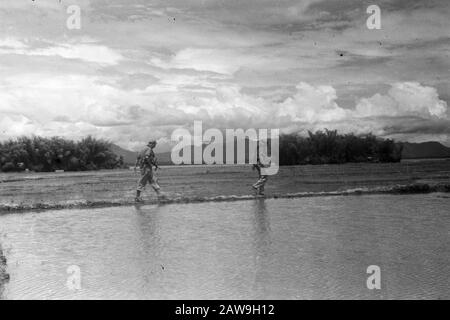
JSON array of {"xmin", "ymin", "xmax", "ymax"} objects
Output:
[
  {"xmin": 111, "ymin": 141, "xmax": 450, "ymax": 165},
  {"xmin": 400, "ymin": 142, "xmax": 450, "ymax": 159},
  {"xmin": 111, "ymin": 144, "xmax": 173, "ymax": 165}
]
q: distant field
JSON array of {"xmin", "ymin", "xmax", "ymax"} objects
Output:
[{"xmin": 1, "ymin": 159, "xmax": 449, "ymax": 212}]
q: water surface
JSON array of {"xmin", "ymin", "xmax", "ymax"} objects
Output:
[{"xmin": 0, "ymin": 194, "xmax": 449, "ymax": 299}]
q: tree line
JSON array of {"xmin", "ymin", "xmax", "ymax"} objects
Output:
[
  {"xmin": 0, "ymin": 130, "xmax": 403, "ymax": 172},
  {"xmin": 279, "ymin": 129, "xmax": 403, "ymax": 165},
  {"xmin": 0, "ymin": 136, "xmax": 124, "ymax": 172}
]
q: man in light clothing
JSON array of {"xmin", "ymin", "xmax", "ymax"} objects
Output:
[
  {"xmin": 134, "ymin": 140, "xmax": 162, "ymax": 202},
  {"xmin": 252, "ymin": 146, "xmax": 271, "ymax": 196}
]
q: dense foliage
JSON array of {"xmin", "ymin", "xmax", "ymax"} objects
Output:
[
  {"xmin": 279, "ymin": 130, "xmax": 403, "ymax": 165},
  {"xmin": 0, "ymin": 136, "xmax": 124, "ymax": 172},
  {"xmin": 0, "ymin": 130, "xmax": 402, "ymax": 172}
]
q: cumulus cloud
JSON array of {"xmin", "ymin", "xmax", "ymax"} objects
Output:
[
  {"xmin": 1, "ymin": 0, "xmax": 450, "ymax": 149},
  {"xmin": 0, "ymin": 37, "xmax": 28, "ymax": 49},
  {"xmin": 277, "ymin": 82, "xmax": 349, "ymax": 123},
  {"xmin": 355, "ymin": 82, "xmax": 448, "ymax": 119},
  {"xmin": 0, "ymin": 41, "xmax": 123, "ymax": 66},
  {"xmin": 30, "ymin": 44, "xmax": 124, "ymax": 65},
  {"xmin": 2, "ymin": 69, "xmax": 448, "ymax": 150},
  {"xmin": 0, "ymin": 114, "xmax": 37, "ymax": 137}
]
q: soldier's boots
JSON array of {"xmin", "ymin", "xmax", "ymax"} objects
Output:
[
  {"xmin": 252, "ymin": 185, "xmax": 265, "ymax": 196},
  {"xmin": 156, "ymin": 190, "xmax": 167, "ymax": 200},
  {"xmin": 135, "ymin": 190, "xmax": 143, "ymax": 202}
]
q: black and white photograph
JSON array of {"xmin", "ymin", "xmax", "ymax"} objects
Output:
[{"xmin": 0, "ymin": 0, "xmax": 450, "ymax": 305}]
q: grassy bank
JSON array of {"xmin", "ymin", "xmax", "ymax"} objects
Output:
[
  {"xmin": 0, "ymin": 182, "xmax": 449, "ymax": 213},
  {"xmin": 1, "ymin": 160, "xmax": 449, "ymax": 213}
]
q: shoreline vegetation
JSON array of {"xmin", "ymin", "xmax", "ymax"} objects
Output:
[
  {"xmin": 280, "ymin": 130, "xmax": 402, "ymax": 165},
  {"xmin": 0, "ymin": 130, "xmax": 403, "ymax": 173},
  {"xmin": 0, "ymin": 136, "xmax": 125, "ymax": 173}
]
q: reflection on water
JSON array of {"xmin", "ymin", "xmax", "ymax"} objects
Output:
[
  {"xmin": 0, "ymin": 244, "xmax": 9, "ymax": 299},
  {"xmin": 250, "ymin": 199, "xmax": 271, "ymax": 298},
  {"xmin": 0, "ymin": 193, "xmax": 449, "ymax": 299}
]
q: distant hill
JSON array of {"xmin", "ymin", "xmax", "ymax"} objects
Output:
[
  {"xmin": 155, "ymin": 151, "xmax": 173, "ymax": 165},
  {"xmin": 110, "ymin": 144, "xmax": 173, "ymax": 165},
  {"xmin": 110, "ymin": 144, "xmax": 137, "ymax": 165},
  {"xmin": 401, "ymin": 142, "xmax": 450, "ymax": 159},
  {"xmin": 111, "ymin": 140, "xmax": 450, "ymax": 166},
  {"xmin": 110, "ymin": 142, "xmax": 249, "ymax": 166},
  {"xmin": 157, "ymin": 141, "xmax": 255, "ymax": 165}
]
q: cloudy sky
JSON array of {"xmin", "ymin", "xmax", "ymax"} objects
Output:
[{"xmin": 0, "ymin": 0, "xmax": 449, "ymax": 151}]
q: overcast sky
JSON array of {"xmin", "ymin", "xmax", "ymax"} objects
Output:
[{"xmin": 0, "ymin": 0, "xmax": 449, "ymax": 150}]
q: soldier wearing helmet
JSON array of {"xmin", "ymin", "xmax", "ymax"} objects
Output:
[{"xmin": 134, "ymin": 140, "xmax": 163, "ymax": 202}]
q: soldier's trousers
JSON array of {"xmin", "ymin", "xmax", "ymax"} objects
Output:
[
  {"xmin": 137, "ymin": 168, "xmax": 160, "ymax": 192},
  {"xmin": 253, "ymin": 175, "xmax": 268, "ymax": 193}
]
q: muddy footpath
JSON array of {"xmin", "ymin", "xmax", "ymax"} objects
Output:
[{"xmin": 1, "ymin": 161, "xmax": 450, "ymax": 213}]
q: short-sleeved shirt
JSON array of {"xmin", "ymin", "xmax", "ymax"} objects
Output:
[
  {"xmin": 137, "ymin": 147, "xmax": 157, "ymax": 169},
  {"xmin": 258, "ymin": 153, "xmax": 271, "ymax": 168}
]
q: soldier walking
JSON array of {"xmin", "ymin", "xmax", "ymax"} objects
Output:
[
  {"xmin": 252, "ymin": 145, "xmax": 271, "ymax": 196},
  {"xmin": 134, "ymin": 140, "xmax": 163, "ymax": 202}
]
